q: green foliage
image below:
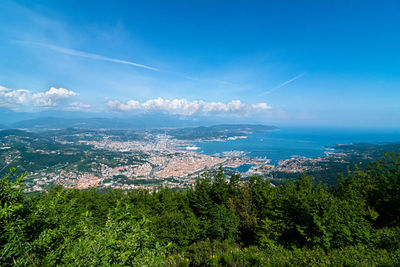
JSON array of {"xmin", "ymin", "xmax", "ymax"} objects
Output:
[
  {"xmin": 228, "ymin": 183, "xmax": 258, "ymax": 245},
  {"xmin": 62, "ymin": 216, "xmax": 166, "ymax": 266},
  {"xmin": 0, "ymin": 168, "xmax": 29, "ymax": 265},
  {"xmin": 337, "ymin": 152, "xmax": 400, "ymax": 227},
  {"xmin": 172, "ymin": 244, "xmax": 400, "ymax": 266},
  {"xmin": 1, "ymin": 153, "xmax": 400, "ymax": 265}
]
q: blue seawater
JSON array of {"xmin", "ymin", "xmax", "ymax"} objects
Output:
[{"xmin": 194, "ymin": 127, "xmax": 400, "ymax": 164}]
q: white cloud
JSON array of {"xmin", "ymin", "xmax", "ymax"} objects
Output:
[
  {"xmin": 108, "ymin": 97, "xmax": 271, "ymax": 116},
  {"xmin": 0, "ymin": 85, "xmax": 80, "ymax": 110}
]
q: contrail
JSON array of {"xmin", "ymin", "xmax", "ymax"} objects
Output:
[
  {"xmin": 18, "ymin": 41, "xmax": 239, "ymax": 85},
  {"xmin": 260, "ymin": 72, "xmax": 306, "ymax": 96},
  {"xmin": 21, "ymin": 41, "xmax": 159, "ymax": 71}
]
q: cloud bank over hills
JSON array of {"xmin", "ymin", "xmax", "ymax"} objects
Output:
[
  {"xmin": 1, "ymin": 84, "xmax": 397, "ymax": 128},
  {"xmin": 0, "ymin": 86, "xmax": 81, "ymax": 111},
  {"xmin": 107, "ymin": 98, "xmax": 271, "ymax": 116},
  {"xmin": 0, "ymin": 85, "xmax": 271, "ymax": 118}
]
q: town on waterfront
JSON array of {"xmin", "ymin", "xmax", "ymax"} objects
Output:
[{"xmin": 1, "ymin": 125, "xmax": 398, "ymax": 193}]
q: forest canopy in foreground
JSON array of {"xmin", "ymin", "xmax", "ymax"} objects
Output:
[{"xmin": 1, "ymin": 153, "xmax": 400, "ymax": 266}]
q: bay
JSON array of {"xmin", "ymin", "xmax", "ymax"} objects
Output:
[{"xmin": 194, "ymin": 127, "xmax": 400, "ymax": 164}]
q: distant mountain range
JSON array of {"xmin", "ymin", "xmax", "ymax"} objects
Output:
[
  {"xmin": 9, "ymin": 116, "xmax": 213, "ymax": 129},
  {"xmin": 166, "ymin": 124, "xmax": 278, "ymax": 140},
  {"xmin": 0, "ymin": 109, "xmax": 214, "ymax": 129},
  {"xmin": 0, "ymin": 108, "xmax": 276, "ymax": 130}
]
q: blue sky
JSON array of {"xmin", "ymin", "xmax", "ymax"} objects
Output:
[{"xmin": 0, "ymin": 0, "xmax": 399, "ymax": 127}]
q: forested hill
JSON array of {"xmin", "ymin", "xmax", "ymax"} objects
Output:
[
  {"xmin": 166, "ymin": 124, "xmax": 278, "ymax": 140},
  {"xmin": 1, "ymin": 153, "xmax": 400, "ymax": 266}
]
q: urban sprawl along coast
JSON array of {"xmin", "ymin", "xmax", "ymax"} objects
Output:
[{"xmin": 0, "ymin": 126, "xmax": 390, "ymax": 193}]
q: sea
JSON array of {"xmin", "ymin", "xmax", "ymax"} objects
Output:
[{"xmin": 193, "ymin": 127, "xmax": 400, "ymax": 164}]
